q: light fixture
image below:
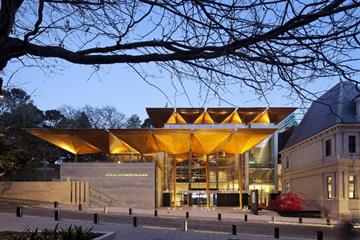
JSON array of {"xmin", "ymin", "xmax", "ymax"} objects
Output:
[{"xmin": 0, "ymin": 78, "xmax": 4, "ymax": 100}]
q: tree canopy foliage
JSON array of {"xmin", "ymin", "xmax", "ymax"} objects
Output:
[{"xmin": 1, "ymin": 0, "xmax": 360, "ymax": 103}]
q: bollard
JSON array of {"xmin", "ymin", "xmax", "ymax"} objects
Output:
[
  {"xmin": 218, "ymin": 213, "xmax": 221, "ymax": 221},
  {"xmin": 133, "ymin": 216, "xmax": 137, "ymax": 227},
  {"xmin": 183, "ymin": 220, "xmax": 188, "ymax": 232},
  {"xmin": 103, "ymin": 207, "xmax": 108, "ymax": 214},
  {"xmin": 232, "ymin": 225, "xmax": 237, "ymax": 235},
  {"xmin": 271, "ymin": 216, "xmax": 275, "ymax": 222},
  {"xmin": 274, "ymin": 227, "xmax": 279, "ymax": 238},
  {"xmin": 78, "ymin": 204, "xmax": 82, "ymax": 211},
  {"xmin": 16, "ymin": 206, "xmax": 23, "ymax": 217},
  {"xmin": 154, "ymin": 209, "xmax": 158, "ymax": 217},
  {"xmin": 317, "ymin": 231, "xmax": 323, "ymax": 240},
  {"xmin": 244, "ymin": 214, "xmax": 248, "ymax": 222},
  {"xmin": 93, "ymin": 213, "xmax": 99, "ymax": 224},
  {"xmin": 129, "ymin": 208, "xmax": 132, "ymax": 215},
  {"xmin": 299, "ymin": 217, "xmax": 302, "ymax": 224},
  {"xmin": 326, "ymin": 218, "xmax": 330, "ymax": 226},
  {"xmin": 54, "ymin": 210, "xmax": 60, "ymax": 221},
  {"xmin": 186, "ymin": 211, "xmax": 189, "ymax": 219},
  {"xmin": 54, "ymin": 201, "xmax": 58, "ymax": 208}
]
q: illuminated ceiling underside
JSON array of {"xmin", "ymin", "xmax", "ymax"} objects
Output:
[
  {"xmin": 26, "ymin": 129, "xmax": 109, "ymax": 154},
  {"xmin": 146, "ymin": 107, "xmax": 296, "ymax": 127},
  {"xmin": 27, "ymin": 128, "xmax": 276, "ymax": 156}
]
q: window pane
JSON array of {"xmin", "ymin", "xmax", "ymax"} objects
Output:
[
  {"xmin": 327, "ymin": 176, "xmax": 332, "ymax": 199},
  {"xmin": 325, "ymin": 140, "xmax": 331, "ymax": 156},
  {"xmin": 348, "ymin": 175, "xmax": 355, "ymax": 199},
  {"xmin": 349, "ymin": 136, "xmax": 356, "ymax": 153},
  {"xmin": 286, "ymin": 182, "xmax": 290, "ymax": 192},
  {"xmin": 286, "ymin": 157, "xmax": 289, "ymax": 169},
  {"xmin": 349, "ymin": 175, "xmax": 354, "ymax": 182}
]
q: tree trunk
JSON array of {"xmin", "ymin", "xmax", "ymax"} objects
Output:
[{"xmin": 0, "ymin": 0, "xmax": 24, "ymax": 72}]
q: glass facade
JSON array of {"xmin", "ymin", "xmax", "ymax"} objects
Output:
[
  {"xmin": 159, "ymin": 135, "xmax": 277, "ymax": 207},
  {"xmin": 248, "ymin": 137, "xmax": 275, "ymax": 207},
  {"xmin": 163, "ymin": 152, "xmax": 239, "ymax": 207}
]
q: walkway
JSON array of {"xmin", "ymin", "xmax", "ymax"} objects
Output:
[{"xmin": 0, "ymin": 212, "xmax": 314, "ymax": 240}]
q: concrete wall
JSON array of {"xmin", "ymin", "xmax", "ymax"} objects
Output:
[
  {"xmin": 61, "ymin": 162, "xmax": 155, "ymax": 209},
  {"xmin": 0, "ymin": 181, "xmax": 89, "ymax": 206}
]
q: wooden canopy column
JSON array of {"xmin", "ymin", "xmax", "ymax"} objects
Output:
[
  {"xmin": 188, "ymin": 152, "xmax": 192, "ymax": 205},
  {"xmin": 238, "ymin": 154, "xmax": 243, "ymax": 209},
  {"xmin": 172, "ymin": 157, "xmax": 177, "ymax": 207},
  {"xmin": 206, "ymin": 155, "xmax": 210, "ymax": 208}
]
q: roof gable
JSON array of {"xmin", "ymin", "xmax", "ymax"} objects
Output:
[{"xmin": 285, "ymin": 81, "xmax": 360, "ymax": 148}]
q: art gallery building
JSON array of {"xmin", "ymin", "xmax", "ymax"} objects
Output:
[{"xmin": 2, "ymin": 107, "xmax": 295, "ymax": 209}]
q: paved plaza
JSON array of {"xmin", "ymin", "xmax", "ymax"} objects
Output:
[
  {"xmin": 1, "ymin": 200, "xmax": 357, "ymax": 240},
  {"xmin": 0, "ymin": 212, "xmax": 314, "ymax": 240}
]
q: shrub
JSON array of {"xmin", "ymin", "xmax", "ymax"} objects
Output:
[
  {"xmin": 8, "ymin": 225, "xmax": 99, "ymax": 240},
  {"xmin": 269, "ymin": 192, "xmax": 303, "ymax": 212}
]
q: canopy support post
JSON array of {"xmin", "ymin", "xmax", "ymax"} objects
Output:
[
  {"xmin": 74, "ymin": 154, "xmax": 78, "ymax": 162},
  {"xmin": 188, "ymin": 151, "xmax": 192, "ymax": 206},
  {"xmin": 206, "ymin": 154, "xmax": 210, "ymax": 209},
  {"xmin": 238, "ymin": 154, "xmax": 243, "ymax": 209},
  {"xmin": 172, "ymin": 157, "xmax": 176, "ymax": 208}
]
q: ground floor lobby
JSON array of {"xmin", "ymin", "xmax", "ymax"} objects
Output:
[{"xmin": 59, "ymin": 161, "xmax": 277, "ymax": 209}]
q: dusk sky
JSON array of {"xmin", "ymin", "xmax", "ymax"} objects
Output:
[{"xmin": 4, "ymin": 59, "xmax": 338, "ymax": 120}]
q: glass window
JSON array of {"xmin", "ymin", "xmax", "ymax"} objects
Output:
[
  {"xmin": 325, "ymin": 139, "xmax": 332, "ymax": 156},
  {"xmin": 326, "ymin": 176, "xmax": 333, "ymax": 199},
  {"xmin": 285, "ymin": 181, "xmax": 290, "ymax": 192},
  {"xmin": 349, "ymin": 136, "xmax": 356, "ymax": 153},
  {"xmin": 285, "ymin": 157, "xmax": 289, "ymax": 169},
  {"xmin": 349, "ymin": 175, "xmax": 356, "ymax": 199}
]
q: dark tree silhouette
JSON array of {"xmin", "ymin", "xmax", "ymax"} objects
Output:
[{"xmin": 1, "ymin": 0, "xmax": 360, "ymax": 101}]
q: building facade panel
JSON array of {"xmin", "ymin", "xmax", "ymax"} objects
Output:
[{"xmin": 61, "ymin": 162, "xmax": 156, "ymax": 209}]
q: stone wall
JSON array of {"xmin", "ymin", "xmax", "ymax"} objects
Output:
[
  {"xmin": 282, "ymin": 125, "xmax": 360, "ymax": 219},
  {"xmin": 0, "ymin": 181, "xmax": 88, "ymax": 206},
  {"xmin": 61, "ymin": 162, "xmax": 156, "ymax": 209}
]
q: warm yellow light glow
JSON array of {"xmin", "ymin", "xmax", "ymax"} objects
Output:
[
  {"xmin": 222, "ymin": 111, "xmax": 242, "ymax": 124},
  {"xmin": 110, "ymin": 129, "xmax": 160, "ymax": 154},
  {"xmin": 28, "ymin": 127, "xmax": 276, "ymax": 156},
  {"xmin": 152, "ymin": 129, "xmax": 191, "ymax": 155},
  {"xmin": 192, "ymin": 129, "xmax": 232, "ymax": 154},
  {"xmin": 218, "ymin": 128, "xmax": 275, "ymax": 154},
  {"xmin": 250, "ymin": 110, "xmax": 270, "ymax": 124},
  {"xmin": 26, "ymin": 129, "xmax": 102, "ymax": 154},
  {"xmin": 194, "ymin": 111, "xmax": 215, "ymax": 124},
  {"xmin": 166, "ymin": 111, "xmax": 187, "ymax": 124},
  {"xmin": 109, "ymin": 132, "xmax": 138, "ymax": 154}
]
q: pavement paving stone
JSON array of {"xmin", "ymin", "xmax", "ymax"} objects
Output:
[
  {"xmin": 35, "ymin": 203, "xmax": 336, "ymax": 226},
  {"xmin": 0, "ymin": 212, "xmax": 313, "ymax": 240}
]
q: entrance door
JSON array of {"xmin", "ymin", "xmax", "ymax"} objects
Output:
[{"xmin": 190, "ymin": 192, "xmax": 207, "ymax": 206}]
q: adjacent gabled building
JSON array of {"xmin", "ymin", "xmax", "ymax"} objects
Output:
[{"xmin": 281, "ymin": 81, "xmax": 360, "ymax": 219}]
